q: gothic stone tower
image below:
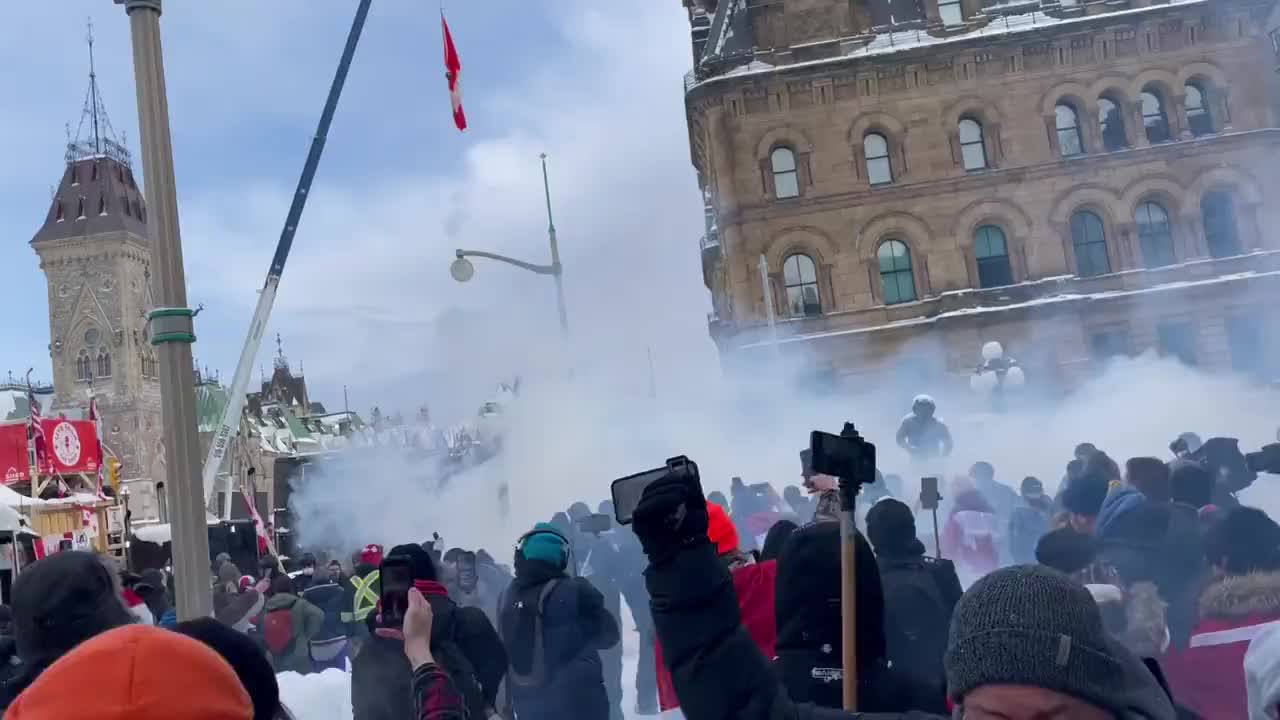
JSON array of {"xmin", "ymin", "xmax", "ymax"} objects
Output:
[{"xmin": 30, "ymin": 48, "xmax": 163, "ymax": 514}]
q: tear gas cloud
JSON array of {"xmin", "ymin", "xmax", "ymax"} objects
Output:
[{"xmin": 289, "ymin": 328, "xmax": 1280, "ymax": 557}]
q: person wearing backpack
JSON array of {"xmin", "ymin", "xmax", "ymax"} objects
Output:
[
  {"xmin": 499, "ymin": 522, "xmax": 620, "ymax": 720},
  {"xmin": 259, "ymin": 574, "xmax": 325, "ymax": 674},
  {"xmin": 352, "ymin": 544, "xmax": 507, "ymax": 720},
  {"xmin": 866, "ymin": 499, "xmax": 963, "ymax": 714}
]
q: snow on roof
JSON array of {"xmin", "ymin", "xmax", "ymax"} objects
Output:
[
  {"xmin": 739, "ymin": 268, "xmax": 1280, "ymax": 350},
  {"xmin": 692, "ymin": 0, "xmax": 1205, "ymax": 91},
  {"xmin": 0, "ymin": 486, "xmax": 49, "ymax": 508}
]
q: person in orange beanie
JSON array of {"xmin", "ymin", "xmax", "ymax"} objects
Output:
[
  {"xmin": 6, "ymin": 624, "xmax": 252, "ymax": 720},
  {"xmin": 653, "ymin": 500, "xmax": 779, "ymax": 714}
]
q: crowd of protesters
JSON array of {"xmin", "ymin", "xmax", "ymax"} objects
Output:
[{"xmin": 0, "ymin": 421, "xmax": 1277, "ymax": 720}]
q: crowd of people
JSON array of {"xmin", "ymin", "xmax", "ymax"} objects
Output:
[{"xmin": 0, "ymin": 419, "xmax": 1278, "ymax": 719}]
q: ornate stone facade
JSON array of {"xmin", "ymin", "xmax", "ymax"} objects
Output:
[
  {"xmin": 31, "ymin": 155, "xmax": 164, "ymax": 518},
  {"xmin": 684, "ymin": 0, "xmax": 1280, "ymax": 392}
]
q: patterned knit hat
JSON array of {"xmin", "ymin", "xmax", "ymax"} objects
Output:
[{"xmin": 945, "ymin": 565, "xmax": 1173, "ymax": 718}]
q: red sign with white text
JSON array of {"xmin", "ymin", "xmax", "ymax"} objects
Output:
[{"xmin": 0, "ymin": 420, "xmax": 102, "ymax": 486}]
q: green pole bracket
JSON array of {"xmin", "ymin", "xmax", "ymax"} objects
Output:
[{"xmin": 147, "ymin": 307, "xmax": 197, "ymax": 345}]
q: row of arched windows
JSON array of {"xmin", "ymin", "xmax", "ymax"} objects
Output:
[
  {"xmin": 766, "ymin": 81, "xmax": 1222, "ymax": 199},
  {"xmin": 778, "ymin": 188, "xmax": 1243, "ymax": 314},
  {"xmin": 1053, "ymin": 80, "xmax": 1216, "ymax": 159},
  {"xmin": 75, "ymin": 350, "xmax": 112, "ymax": 382}
]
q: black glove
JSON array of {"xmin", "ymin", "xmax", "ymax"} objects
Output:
[{"xmin": 632, "ymin": 472, "xmax": 709, "ymax": 565}]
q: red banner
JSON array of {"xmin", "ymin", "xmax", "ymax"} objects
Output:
[{"xmin": 0, "ymin": 420, "xmax": 102, "ymax": 486}]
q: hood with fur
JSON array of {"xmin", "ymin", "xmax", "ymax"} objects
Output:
[{"xmin": 1201, "ymin": 570, "xmax": 1280, "ymax": 619}]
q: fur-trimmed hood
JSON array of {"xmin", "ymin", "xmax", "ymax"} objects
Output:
[{"xmin": 1201, "ymin": 570, "xmax": 1280, "ymax": 618}]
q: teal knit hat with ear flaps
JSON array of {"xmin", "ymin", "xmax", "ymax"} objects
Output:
[{"xmin": 521, "ymin": 523, "xmax": 569, "ymax": 567}]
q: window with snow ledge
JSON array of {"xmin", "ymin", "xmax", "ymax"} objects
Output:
[
  {"xmin": 1201, "ymin": 191, "xmax": 1240, "ymax": 258},
  {"xmin": 974, "ymin": 225, "xmax": 1013, "ymax": 288},
  {"xmin": 1055, "ymin": 104, "xmax": 1084, "ymax": 157},
  {"xmin": 1185, "ymin": 82, "xmax": 1213, "ymax": 137},
  {"xmin": 783, "ymin": 253, "xmax": 822, "ymax": 317},
  {"xmin": 1071, "ymin": 210, "xmax": 1111, "ymax": 277},
  {"xmin": 959, "ymin": 118, "xmax": 987, "ymax": 171},
  {"xmin": 1135, "ymin": 201, "xmax": 1175, "ymax": 268},
  {"xmin": 771, "ymin": 147, "xmax": 800, "ymax": 200},
  {"xmin": 1098, "ymin": 96, "xmax": 1129, "ymax": 152},
  {"xmin": 939, "ymin": 0, "xmax": 964, "ymax": 26},
  {"xmin": 864, "ymin": 133, "xmax": 893, "ymax": 186},
  {"xmin": 878, "ymin": 240, "xmax": 917, "ymax": 305},
  {"xmin": 1141, "ymin": 88, "xmax": 1171, "ymax": 144}
]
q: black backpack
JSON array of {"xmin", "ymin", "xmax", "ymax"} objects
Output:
[
  {"xmin": 881, "ymin": 559, "xmax": 953, "ymax": 696},
  {"xmin": 432, "ymin": 606, "xmax": 488, "ymax": 718}
]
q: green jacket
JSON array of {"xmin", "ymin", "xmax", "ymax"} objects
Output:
[{"xmin": 262, "ymin": 592, "xmax": 325, "ymax": 674}]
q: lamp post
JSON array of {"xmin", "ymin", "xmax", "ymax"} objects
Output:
[
  {"xmin": 969, "ymin": 341, "xmax": 1026, "ymax": 408},
  {"xmin": 117, "ymin": 0, "xmax": 211, "ymax": 618},
  {"xmin": 451, "ymin": 154, "xmax": 569, "ymax": 343}
]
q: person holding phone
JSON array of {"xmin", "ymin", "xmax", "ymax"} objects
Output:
[{"xmin": 370, "ymin": 587, "xmax": 470, "ymax": 720}]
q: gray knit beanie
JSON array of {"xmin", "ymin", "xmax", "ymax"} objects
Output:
[{"xmin": 945, "ymin": 565, "xmax": 1175, "ymax": 719}]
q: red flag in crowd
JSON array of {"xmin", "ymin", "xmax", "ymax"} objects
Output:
[
  {"xmin": 442, "ymin": 13, "xmax": 467, "ymax": 132},
  {"xmin": 26, "ymin": 390, "xmax": 46, "ymax": 468},
  {"xmin": 241, "ymin": 481, "xmax": 271, "ymax": 555}
]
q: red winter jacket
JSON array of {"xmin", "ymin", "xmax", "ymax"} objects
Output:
[
  {"xmin": 1163, "ymin": 570, "xmax": 1280, "ymax": 719},
  {"xmin": 655, "ymin": 559, "xmax": 778, "ymax": 712}
]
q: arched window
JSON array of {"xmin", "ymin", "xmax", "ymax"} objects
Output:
[
  {"xmin": 121, "ymin": 195, "xmax": 130, "ymax": 217},
  {"xmin": 783, "ymin": 254, "xmax": 822, "ymax": 317},
  {"xmin": 1201, "ymin": 191, "xmax": 1240, "ymax": 258},
  {"xmin": 97, "ymin": 351, "xmax": 112, "ymax": 379},
  {"xmin": 1141, "ymin": 88, "xmax": 1170, "ymax": 143},
  {"xmin": 97, "ymin": 195, "xmax": 106, "ymax": 215},
  {"xmin": 864, "ymin": 133, "xmax": 893, "ymax": 185},
  {"xmin": 959, "ymin": 118, "xmax": 987, "ymax": 171},
  {"xmin": 974, "ymin": 225, "xmax": 1013, "ymax": 288},
  {"xmin": 76, "ymin": 351, "xmax": 92, "ymax": 382},
  {"xmin": 1098, "ymin": 96, "xmax": 1129, "ymax": 152},
  {"xmin": 54, "ymin": 202, "xmax": 64, "ymax": 222},
  {"xmin": 1135, "ymin": 201, "xmax": 1175, "ymax": 267},
  {"xmin": 1070, "ymin": 210, "xmax": 1111, "ymax": 277},
  {"xmin": 770, "ymin": 147, "xmax": 800, "ymax": 199},
  {"xmin": 76, "ymin": 197, "xmax": 85, "ymax": 219},
  {"xmin": 878, "ymin": 240, "xmax": 917, "ymax": 305},
  {"xmin": 1055, "ymin": 103, "xmax": 1084, "ymax": 157},
  {"xmin": 1185, "ymin": 82, "xmax": 1213, "ymax": 137}
]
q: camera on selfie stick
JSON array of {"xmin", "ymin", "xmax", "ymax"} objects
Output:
[{"xmin": 809, "ymin": 422, "xmax": 878, "ymax": 511}]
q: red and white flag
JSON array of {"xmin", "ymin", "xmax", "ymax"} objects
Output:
[
  {"xmin": 241, "ymin": 481, "xmax": 271, "ymax": 555},
  {"xmin": 26, "ymin": 390, "xmax": 46, "ymax": 468},
  {"xmin": 442, "ymin": 13, "xmax": 467, "ymax": 132}
]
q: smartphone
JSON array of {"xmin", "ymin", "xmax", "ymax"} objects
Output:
[
  {"xmin": 610, "ymin": 467, "xmax": 668, "ymax": 526},
  {"xmin": 379, "ymin": 557, "xmax": 413, "ymax": 627},
  {"xmin": 576, "ymin": 513, "xmax": 613, "ymax": 535},
  {"xmin": 611, "ymin": 456, "xmax": 700, "ymax": 525},
  {"xmin": 809, "ymin": 430, "xmax": 875, "ymax": 482},
  {"xmin": 456, "ymin": 551, "xmax": 478, "ymax": 594},
  {"xmin": 920, "ymin": 476, "xmax": 941, "ymax": 510}
]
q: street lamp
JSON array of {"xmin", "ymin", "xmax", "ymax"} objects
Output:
[
  {"xmin": 970, "ymin": 341, "xmax": 1026, "ymax": 398},
  {"xmin": 451, "ymin": 154, "xmax": 569, "ymax": 343}
]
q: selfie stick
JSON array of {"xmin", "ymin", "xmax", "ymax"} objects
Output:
[
  {"xmin": 840, "ymin": 478, "xmax": 859, "ymax": 712},
  {"xmin": 932, "ymin": 507, "xmax": 941, "ymax": 560}
]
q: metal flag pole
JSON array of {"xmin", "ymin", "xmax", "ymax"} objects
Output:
[{"xmin": 198, "ymin": 0, "xmax": 374, "ymax": 513}]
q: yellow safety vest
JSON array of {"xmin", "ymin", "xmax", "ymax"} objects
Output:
[{"xmin": 351, "ymin": 569, "xmax": 380, "ymax": 622}]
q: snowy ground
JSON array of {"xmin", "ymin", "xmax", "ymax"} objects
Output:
[{"xmin": 278, "ymin": 605, "xmax": 651, "ymax": 719}]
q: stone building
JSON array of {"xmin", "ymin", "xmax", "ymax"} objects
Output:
[
  {"xmin": 683, "ymin": 0, "xmax": 1280, "ymax": 393},
  {"xmin": 30, "ymin": 73, "xmax": 166, "ymax": 520}
]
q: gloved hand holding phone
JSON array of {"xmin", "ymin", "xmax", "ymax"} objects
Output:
[{"xmin": 629, "ymin": 458, "xmax": 709, "ymax": 565}]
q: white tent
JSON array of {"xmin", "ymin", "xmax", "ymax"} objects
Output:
[
  {"xmin": 0, "ymin": 503, "xmax": 25, "ymax": 533},
  {"xmin": 0, "ymin": 485, "xmax": 49, "ymax": 509}
]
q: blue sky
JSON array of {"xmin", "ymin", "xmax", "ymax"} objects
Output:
[{"xmin": 0, "ymin": 2, "xmax": 715, "ymax": 419}]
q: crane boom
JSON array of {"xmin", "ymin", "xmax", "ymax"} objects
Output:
[{"xmin": 202, "ymin": 0, "xmax": 374, "ymax": 511}]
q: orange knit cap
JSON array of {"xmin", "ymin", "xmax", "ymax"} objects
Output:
[
  {"xmin": 7, "ymin": 625, "xmax": 252, "ymax": 720},
  {"xmin": 706, "ymin": 500, "xmax": 740, "ymax": 556}
]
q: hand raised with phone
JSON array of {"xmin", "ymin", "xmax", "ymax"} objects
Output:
[{"xmin": 626, "ymin": 457, "xmax": 708, "ymax": 565}]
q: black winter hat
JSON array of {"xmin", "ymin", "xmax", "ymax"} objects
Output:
[
  {"xmin": 386, "ymin": 543, "xmax": 438, "ymax": 582},
  {"xmin": 760, "ymin": 519, "xmax": 798, "ymax": 562},
  {"xmin": 1169, "ymin": 459, "xmax": 1213, "ymax": 509},
  {"xmin": 865, "ymin": 498, "xmax": 920, "ymax": 556},
  {"xmin": 946, "ymin": 565, "xmax": 1174, "ymax": 718},
  {"xmin": 176, "ymin": 617, "xmax": 281, "ymax": 720},
  {"xmin": 1035, "ymin": 527, "xmax": 1097, "ymax": 575},
  {"xmin": 775, "ymin": 521, "xmax": 885, "ymax": 667},
  {"xmin": 1061, "ymin": 471, "xmax": 1109, "ymax": 516},
  {"xmin": 11, "ymin": 551, "xmax": 133, "ymax": 665}
]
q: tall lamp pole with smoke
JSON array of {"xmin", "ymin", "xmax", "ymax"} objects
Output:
[{"xmin": 970, "ymin": 341, "xmax": 1025, "ymax": 408}]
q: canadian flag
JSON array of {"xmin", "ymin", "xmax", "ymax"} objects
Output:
[{"xmin": 442, "ymin": 13, "xmax": 467, "ymax": 132}]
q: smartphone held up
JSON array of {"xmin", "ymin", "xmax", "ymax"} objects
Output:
[{"xmin": 610, "ymin": 455, "xmax": 701, "ymax": 525}]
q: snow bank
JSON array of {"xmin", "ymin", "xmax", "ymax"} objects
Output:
[{"xmin": 277, "ymin": 668, "xmax": 352, "ymax": 720}]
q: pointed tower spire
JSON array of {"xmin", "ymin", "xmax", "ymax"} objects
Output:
[{"xmin": 67, "ymin": 17, "xmax": 130, "ymax": 167}]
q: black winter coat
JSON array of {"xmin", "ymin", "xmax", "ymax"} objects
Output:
[
  {"xmin": 499, "ymin": 558, "xmax": 620, "ymax": 720},
  {"xmin": 351, "ymin": 591, "xmax": 507, "ymax": 720},
  {"xmin": 648, "ymin": 538, "xmax": 945, "ymax": 720},
  {"xmin": 876, "ymin": 552, "xmax": 961, "ymax": 714}
]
